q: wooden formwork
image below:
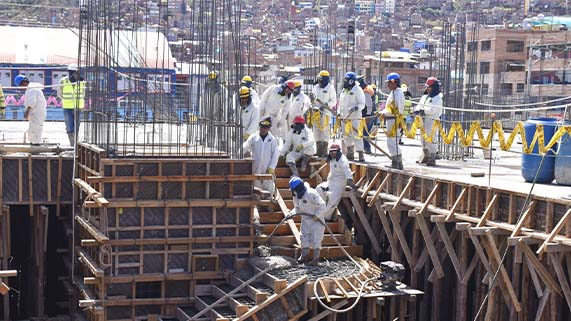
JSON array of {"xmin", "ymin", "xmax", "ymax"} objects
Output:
[
  {"xmin": 346, "ymin": 164, "xmax": 571, "ymax": 321},
  {"xmin": 74, "ymin": 143, "xmax": 258, "ymax": 321}
]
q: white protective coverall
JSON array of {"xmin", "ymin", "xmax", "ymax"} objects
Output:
[
  {"xmin": 292, "ymin": 183, "xmax": 327, "ymax": 249},
  {"xmin": 415, "ymin": 93, "xmax": 443, "ymax": 156},
  {"xmin": 281, "ymin": 125, "xmax": 317, "ymax": 163},
  {"xmin": 338, "ymin": 85, "xmax": 366, "ymax": 152},
  {"xmin": 316, "ymin": 153, "xmax": 353, "ymax": 220},
  {"xmin": 285, "ymin": 92, "xmax": 311, "ymax": 125},
  {"xmin": 240, "ymin": 100, "xmax": 260, "ymax": 140},
  {"xmin": 311, "ymin": 83, "xmax": 337, "ymax": 142},
  {"xmin": 259, "ymin": 85, "xmax": 290, "ymax": 139},
  {"xmin": 24, "ymin": 82, "xmax": 47, "ymax": 144},
  {"xmin": 243, "ymin": 132, "xmax": 279, "ymax": 194},
  {"xmin": 381, "ymin": 87, "xmax": 405, "ymax": 157},
  {"xmin": 250, "ymin": 87, "xmax": 261, "ymax": 107}
]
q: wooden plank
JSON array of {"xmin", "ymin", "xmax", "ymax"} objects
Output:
[
  {"xmin": 549, "ymin": 253, "xmax": 571, "ymax": 312},
  {"xmin": 73, "ymin": 178, "xmax": 109, "ymax": 207},
  {"xmin": 374, "ymin": 202, "xmax": 402, "ymax": 263},
  {"xmin": 75, "ymin": 216, "xmax": 110, "ymax": 243},
  {"xmin": 274, "ymin": 190, "xmax": 301, "ymax": 246},
  {"xmin": 445, "ymin": 187, "xmax": 467, "ymax": 222},
  {"xmin": 0, "ymin": 270, "xmax": 17, "ymax": 277},
  {"xmin": 534, "ymin": 288, "xmax": 551, "ymax": 321},
  {"xmin": 361, "ymin": 171, "xmax": 381, "ymax": 198},
  {"xmin": 510, "ymin": 201, "xmax": 537, "ymax": 237},
  {"xmin": 56, "ymin": 156, "xmax": 62, "ymax": 216},
  {"xmin": 524, "ymin": 256, "xmax": 544, "ymax": 298},
  {"xmin": 76, "ymin": 248, "xmax": 104, "ymax": 277},
  {"xmin": 392, "ymin": 177, "xmax": 415, "ymax": 212},
  {"xmin": 417, "ymin": 182, "xmax": 440, "ymax": 216},
  {"xmin": 461, "ymin": 254, "xmax": 479, "ymax": 285},
  {"xmin": 87, "ymin": 174, "xmax": 261, "ymax": 183},
  {"xmin": 467, "ymin": 230, "xmax": 494, "ymax": 280},
  {"xmin": 518, "ymin": 239, "xmax": 561, "ymax": 295},
  {"xmin": 476, "ymin": 193, "xmax": 498, "ymax": 228},
  {"xmin": 436, "ymin": 222, "xmax": 463, "ymax": 281},
  {"xmin": 367, "ymin": 173, "xmax": 392, "ymax": 207},
  {"xmin": 307, "ymin": 299, "xmax": 348, "ymax": 321},
  {"xmin": 317, "ymin": 279, "xmax": 331, "ymax": 303},
  {"xmin": 413, "ymin": 209, "xmax": 444, "ymax": 279},
  {"xmin": 537, "ymin": 208, "xmax": 571, "ymax": 256},
  {"xmin": 349, "ymin": 193, "xmax": 381, "ymax": 254},
  {"xmin": 380, "ymin": 202, "xmax": 413, "ymax": 267}
]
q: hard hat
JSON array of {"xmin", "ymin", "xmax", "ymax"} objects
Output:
[
  {"xmin": 241, "ymin": 75, "xmax": 253, "ymax": 83},
  {"xmin": 208, "ymin": 71, "xmax": 218, "ymax": 79},
  {"xmin": 344, "ymin": 72, "xmax": 357, "ymax": 80},
  {"xmin": 371, "ymin": 84, "xmax": 378, "ymax": 90},
  {"xmin": 293, "ymin": 115, "xmax": 305, "ymax": 125},
  {"xmin": 401, "ymin": 84, "xmax": 408, "ymax": 90},
  {"xmin": 293, "ymin": 80, "xmax": 302, "ymax": 88},
  {"xmin": 425, "ymin": 77, "xmax": 438, "ymax": 87},
  {"xmin": 328, "ymin": 143, "xmax": 341, "ymax": 151},
  {"xmin": 385, "ymin": 72, "xmax": 400, "ymax": 82},
  {"xmin": 289, "ymin": 176, "xmax": 303, "ymax": 190},
  {"xmin": 259, "ymin": 117, "xmax": 271, "ymax": 127},
  {"xmin": 14, "ymin": 75, "xmax": 27, "ymax": 86},
  {"xmin": 319, "ymin": 70, "xmax": 330, "ymax": 77},
  {"xmin": 239, "ymin": 86, "xmax": 251, "ymax": 99},
  {"xmin": 284, "ymin": 80, "xmax": 296, "ymax": 90},
  {"xmin": 67, "ymin": 63, "xmax": 79, "ymax": 71}
]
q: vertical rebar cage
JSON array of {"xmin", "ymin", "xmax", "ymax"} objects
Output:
[{"xmin": 78, "ymin": 0, "xmax": 245, "ymax": 158}]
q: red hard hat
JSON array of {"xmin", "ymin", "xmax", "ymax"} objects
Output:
[
  {"xmin": 293, "ymin": 116, "xmax": 305, "ymax": 124},
  {"xmin": 328, "ymin": 143, "xmax": 341, "ymax": 151},
  {"xmin": 425, "ymin": 77, "xmax": 438, "ymax": 87},
  {"xmin": 285, "ymin": 80, "xmax": 296, "ymax": 90}
]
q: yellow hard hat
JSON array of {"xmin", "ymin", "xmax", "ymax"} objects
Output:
[
  {"xmin": 239, "ymin": 86, "xmax": 251, "ymax": 98},
  {"xmin": 293, "ymin": 80, "xmax": 302, "ymax": 88},
  {"xmin": 371, "ymin": 84, "xmax": 377, "ymax": 90},
  {"xmin": 208, "ymin": 71, "xmax": 218, "ymax": 79},
  {"xmin": 318, "ymin": 70, "xmax": 330, "ymax": 77},
  {"xmin": 242, "ymin": 75, "xmax": 253, "ymax": 83},
  {"xmin": 401, "ymin": 83, "xmax": 408, "ymax": 90}
]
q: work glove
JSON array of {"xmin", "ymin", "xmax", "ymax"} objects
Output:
[
  {"xmin": 312, "ymin": 215, "xmax": 321, "ymax": 222},
  {"xmin": 243, "ymin": 133, "xmax": 250, "ymax": 140},
  {"xmin": 419, "ymin": 110, "xmax": 426, "ymax": 116},
  {"xmin": 347, "ymin": 179, "xmax": 357, "ymax": 191},
  {"xmin": 290, "ymin": 208, "xmax": 297, "ymax": 216},
  {"xmin": 295, "ymin": 144, "xmax": 304, "ymax": 152},
  {"xmin": 266, "ymin": 167, "xmax": 275, "ymax": 174},
  {"xmin": 349, "ymin": 106, "xmax": 358, "ymax": 113}
]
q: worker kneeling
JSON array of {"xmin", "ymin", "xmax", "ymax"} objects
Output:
[
  {"xmin": 281, "ymin": 116, "xmax": 316, "ymax": 177},
  {"xmin": 289, "ymin": 176, "xmax": 327, "ymax": 265}
]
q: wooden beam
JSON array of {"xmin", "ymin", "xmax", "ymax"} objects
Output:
[
  {"xmin": 0, "ymin": 270, "xmax": 17, "ymax": 278},
  {"xmin": 510, "ymin": 201, "xmax": 537, "ymax": 237},
  {"xmin": 74, "ymin": 178, "xmax": 109, "ymax": 207},
  {"xmin": 445, "ymin": 187, "xmax": 467, "ymax": 222},
  {"xmin": 524, "ymin": 256, "xmax": 544, "ymax": 298},
  {"xmin": 411, "ymin": 209, "xmax": 445, "ymax": 279},
  {"xmin": 417, "ymin": 183, "xmax": 440, "ymax": 216},
  {"xmin": 534, "ymin": 288, "xmax": 551, "ymax": 321},
  {"xmin": 537, "ymin": 208, "xmax": 571, "ymax": 257},
  {"xmin": 274, "ymin": 190, "xmax": 301, "ymax": 246},
  {"xmin": 374, "ymin": 202, "xmax": 402, "ymax": 263},
  {"xmin": 381, "ymin": 203, "xmax": 413, "ymax": 268},
  {"xmin": 549, "ymin": 253, "xmax": 571, "ymax": 312},
  {"xmin": 518, "ymin": 239, "xmax": 561, "ymax": 295},
  {"xmin": 392, "ymin": 177, "xmax": 415, "ymax": 212},
  {"xmin": 361, "ymin": 172, "xmax": 382, "ymax": 199},
  {"xmin": 76, "ymin": 248, "xmax": 104, "ymax": 277},
  {"xmin": 367, "ymin": 173, "xmax": 392, "ymax": 208},
  {"xmin": 75, "ymin": 216, "xmax": 109, "ymax": 243},
  {"xmin": 349, "ymin": 193, "xmax": 381, "ymax": 254},
  {"xmin": 476, "ymin": 194, "xmax": 498, "ymax": 228},
  {"xmin": 306, "ymin": 299, "xmax": 349, "ymax": 321},
  {"xmin": 467, "ymin": 229, "xmax": 494, "ymax": 280},
  {"xmin": 436, "ymin": 222, "xmax": 463, "ymax": 281}
]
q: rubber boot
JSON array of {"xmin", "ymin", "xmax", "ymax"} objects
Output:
[
  {"xmin": 389, "ymin": 155, "xmax": 403, "ymax": 170},
  {"xmin": 317, "ymin": 141, "xmax": 328, "ymax": 158},
  {"xmin": 297, "ymin": 248, "xmax": 310, "ymax": 264},
  {"xmin": 67, "ymin": 133, "xmax": 75, "ymax": 146},
  {"xmin": 417, "ymin": 149, "xmax": 429, "ymax": 164},
  {"xmin": 346, "ymin": 146, "xmax": 355, "ymax": 161},
  {"xmin": 300, "ymin": 155, "xmax": 310, "ymax": 172},
  {"xmin": 426, "ymin": 153, "xmax": 437, "ymax": 167},
  {"xmin": 358, "ymin": 151, "xmax": 365, "ymax": 162},
  {"xmin": 287, "ymin": 162, "xmax": 299, "ymax": 177},
  {"xmin": 309, "ymin": 248, "xmax": 321, "ymax": 266}
]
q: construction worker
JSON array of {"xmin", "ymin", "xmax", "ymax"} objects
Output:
[
  {"xmin": 400, "ymin": 84, "xmax": 414, "ymax": 145},
  {"xmin": 15, "ymin": 75, "xmax": 47, "ymax": 145},
  {"xmin": 358, "ymin": 76, "xmax": 375, "ymax": 154},
  {"xmin": 243, "ymin": 117, "xmax": 279, "ymax": 194},
  {"xmin": 259, "ymin": 80, "xmax": 294, "ymax": 141},
  {"xmin": 316, "ymin": 143, "xmax": 356, "ymax": 221},
  {"xmin": 380, "ymin": 72, "xmax": 405, "ymax": 170},
  {"xmin": 285, "ymin": 80, "xmax": 311, "ymax": 125},
  {"xmin": 289, "ymin": 176, "xmax": 327, "ymax": 265},
  {"xmin": 311, "ymin": 70, "xmax": 337, "ymax": 157},
  {"xmin": 338, "ymin": 72, "xmax": 366, "ymax": 162},
  {"xmin": 204, "ymin": 70, "xmax": 230, "ymax": 121},
  {"xmin": 414, "ymin": 77, "xmax": 443, "ymax": 166},
  {"xmin": 0, "ymin": 84, "xmax": 5, "ymax": 120},
  {"xmin": 281, "ymin": 116, "xmax": 316, "ymax": 177},
  {"xmin": 57, "ymin": 63, "xmax": 86, "ymax": 145},
  {"xmin": 241, "ymin": 75, "xmax": 260, "ymax": 106},
  {"xmin": 238, "ymin": 86, "xmax": 260, "ymax": 141}
]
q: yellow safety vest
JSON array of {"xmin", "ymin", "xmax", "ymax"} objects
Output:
[
  {"xmin": 61, "ymin": 78, "xmax": 86, "ymax": 109},
  {"xmin": 0, "ymin": 85, "xmax": 4, "ymax": 108}
]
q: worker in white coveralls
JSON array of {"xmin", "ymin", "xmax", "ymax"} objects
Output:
[
  {"xmin": 241, "ymin": 75, "xmax": 260, "ymax": 106},
  {"xmin": 380, "ymin": 72, "xmax": 405, "ymax": 170},
  {"xmin": 285, "ymin": 80, "xmax": 311, "ymax": 125},
  {"xmin": 243, "ymin": 117, "xmax": 279, "ymax": 194},
  {"xmin": 281, "ymin": 116, "xmax": 316, "ymax": 177},
  {"xmin": 289, "ymin": 176, "xmax": 327, "ymax": 265},
  {"xmin": 338, "ymin": 72, "xmax": 366, "ymax": 162},
  {"xmin": 310, "ymin": 70, "xmax": 337, "ymax": 157},
  {"xmin": 316, "ymin": 143, "xmax": 357, "ymax": 221},
  {"xmin": 414, "ymin": 77, "xmax": 443, "ymax": 166},
  {"xmin": 14, "ymin": 75, "xmax": 47, "ymax": 145},
  {"xmin": 259, "ymin": 80, "xmax": 294, "ymax": 141},
  {"xmin": 238, "ymin": 86, "xmax": 260, "ymax": 141}
]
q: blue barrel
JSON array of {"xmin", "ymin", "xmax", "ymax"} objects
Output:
[
  {"xmin": 555, "ymin": 121, "xmax": 571, "ymax": 185},
  {"xmin": 521, "ymin": 117, "xmax": 558, "ymax": 183}
]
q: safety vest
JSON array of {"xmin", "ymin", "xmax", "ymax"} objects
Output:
[
  {"xmin": 61, "ymin": 78, "xmax": 86, "ymax": 109},
  {"xmin": 0, "ymin": 85, "xmax": 4, "ymax": 108},
  {"xmin": 404, "ymin": 97, "xmax": 413, "ymax": 115}
]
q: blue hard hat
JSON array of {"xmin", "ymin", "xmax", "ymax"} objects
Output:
[
  {"xmin": 344, "ymin": 72, "xmax": 357, "ymax": 80},
  {"xmin": 385, "ymin": 72, "xmax": 400, "ymax": 82},
  {"xmin": 289, "ymin": 176, "xmax": 303, "ymax": 190},
  {"xmin": 14, "ymin": 74, "xmax": 27, "ymax": 86}
]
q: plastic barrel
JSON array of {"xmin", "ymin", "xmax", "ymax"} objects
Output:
[
  {"xmin": 555, "ymin": 121, "xmax": 571, "ymax": 185},
  {"xmin": 521, "ymin": 117, "xmax": 558, "ymax": 183}
]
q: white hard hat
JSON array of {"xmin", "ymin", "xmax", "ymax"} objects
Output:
[{"xmin": 67, "ymin": 63, "xmax": 79, "ymax": 71}]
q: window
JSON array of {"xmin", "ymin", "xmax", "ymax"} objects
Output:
[
  {"xmin": 468, "ymin": 41, "xmax": 478, "ymax": 51},
  {"xmin": 466, "ymin": 62, "xmax": 476, "ymax": 74},
  {"xmin": 481, "ymin": 84, "xmax": 489, "ymax": 95},
  {"xmin": 516, "ymin": 83, "xmax": 524, "ymax": 92},
  {"xmin": 507, "ymin": 40, "xmax": 524, "ymax": 52},
  {"xmin": 506, "ymin": 61, "xmax": 525, "ymax": 72},
  {"xmin": 53, "ymin": 74, "xmax": 59, "ymax": 79},
  {"xmin": 480, "ymin": 62, "xmax": 490, "ymax": 74},
  {"xmin": 500, "ymin": 83, "xmax": 513, "ymax": 95},
  {"xmin": 481, "ymin": 40, "xmax": 491, "ymax": 51}
]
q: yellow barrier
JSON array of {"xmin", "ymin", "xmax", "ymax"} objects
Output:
[{"xmin": 333, "ymin": 115, "xmax": 571, "ymax": 155}]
